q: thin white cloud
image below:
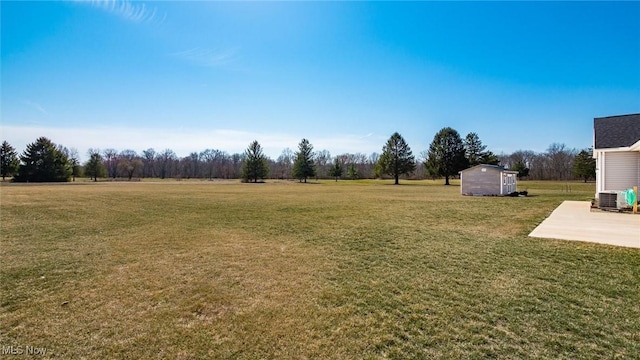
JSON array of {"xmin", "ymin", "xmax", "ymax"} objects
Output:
[
  {"xmin": 22, "ymin": 100, "xmax": 49, "ymax": 116},
  {"xmin": 170, "ymin": 47, "xmax": 239, "ymax": 67},
  {"xmin": 0, "ymin": 125, "xmax": 382, "ymax": 162},
  {"xmin": 80, "ymin": 0, "xmax": 164, "ymax": 24}
]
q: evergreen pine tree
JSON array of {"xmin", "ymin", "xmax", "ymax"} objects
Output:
[
  {"xmin": 1, "ymin": 141, "xmax": 20, "ymax": 180},
  {"xmin": 241, "ymin": 140, "xmax": 269, "ymax": 183},
  {"xmin": 292, "ymin": 138, "xmax": 315, "ymax": 183},
  {"xmin": 479, "ymin": 151, "xmax": 500, "ymax": 165},
  {"xmin": 328, "ymin": 158, "xmax": 343, "ymax": 181},
  {"xmin": 347, "ymin": 163, "xmax": 359, "ymax": 180},
  {"xmin": 512, "ymin": 160, "xmax": 530, "ymax": 179},
  {"xmin": 14, "ymin": 137, "xmax": 71, "ymax": 182},
  {"xmin": 426, "ymin": 127, "xmax": 468, "ymax": 185},
  {"xmin": 464, "ymin": 132, "xmax": 486, "ymax": 166},
  {"xmin": 377, "ymin": 132, "xmax": 416, "ymax": 185},
  {"xmin": 465, "ymin": 132, "xmax": 499, "ymax": 166},
  {"xmin": 573, "ymin": 148, "xmax": 596, "ymax": 183}
]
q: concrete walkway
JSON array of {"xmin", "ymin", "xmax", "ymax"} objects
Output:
[{"xmin": 529, "ymin": 201, "xmax": 640, "ymax": 248}]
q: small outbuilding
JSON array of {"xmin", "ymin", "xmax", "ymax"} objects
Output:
[{"xmin": 459, "ymin": 164, "xmax": 518, "ymax": 196}]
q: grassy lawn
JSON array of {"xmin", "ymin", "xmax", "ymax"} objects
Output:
[{"xmin": 1, "ymin": 180, "xmax": 638, "ymax": 359}]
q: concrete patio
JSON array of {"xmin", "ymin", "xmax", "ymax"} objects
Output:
[{"xmin": 529, "ymin": 201, "xmax": 640, "ymax": 248}]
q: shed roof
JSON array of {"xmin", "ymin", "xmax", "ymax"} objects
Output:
[
  {"xmin": 459, "ymin": 164, "xmax": 518, "ymax": 174},
  {"xmin": 594, "ymin": 113, "xmax": 640, "ymax": 149}
]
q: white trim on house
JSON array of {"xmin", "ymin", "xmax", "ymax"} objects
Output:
[{"xmin": 593, "ymin": 140, "xmax": 640, "ymax": 155}]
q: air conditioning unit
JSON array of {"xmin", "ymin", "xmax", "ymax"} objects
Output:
[{"xmin": 598, "ymin": 192, "xmax": 617, "ymax": 208}]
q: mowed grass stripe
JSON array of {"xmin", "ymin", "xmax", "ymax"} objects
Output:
[{"xmin": 1, "ymin": 180, "xmax": 638, "ymax": 358}]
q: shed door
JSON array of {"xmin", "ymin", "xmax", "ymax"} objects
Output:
[
  {"xmin": 503, "ymin": 173, "xmax": 515, "ymax": 194},
  {"xmin": 604, "ymin": 152, "xmax": 640, "ymax": 191}
]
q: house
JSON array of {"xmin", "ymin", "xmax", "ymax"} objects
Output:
[
  {"xmin": 593, "ymin": 114, "xmax": 640, "ymax": 199},
  {"xmin": 459, "ymin": 164, "xmax": 518, "ymax": 196}
]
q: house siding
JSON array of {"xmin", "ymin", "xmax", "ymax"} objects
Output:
[{"xmin": 603, "ymin": 152, "xmax": 640, "ymax": 191}]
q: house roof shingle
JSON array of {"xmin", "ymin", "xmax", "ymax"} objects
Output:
[{"xmin": 594, "ymin": 113, "xmax": 640, "ymax": 149}]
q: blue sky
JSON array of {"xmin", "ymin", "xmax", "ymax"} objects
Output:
[{"xmin": 2, "ymin": 1, "xmax": 639, "ymax": 161}]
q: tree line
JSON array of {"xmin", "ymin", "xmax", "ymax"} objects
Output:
[{"xmin": 1, "ymin": 128, "xmax": 595, "ymax": 184}]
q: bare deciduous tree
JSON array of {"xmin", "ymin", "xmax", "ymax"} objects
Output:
[
  {"xmin": 314, "ymin": 149, "xmax": 331, "ymax": 179},
  {"xmin": 103, "ymin": 148, "xmax": 119, "ymax": 179},
  {"xmin": 276, "ymin": 148, "xmax": 294, "ymax": 180},
  {"xmin": 118, "ymin": 150, "xmax": 141, "ymax": 180},
  {"xmin": 142, "ymin": 148, "xmax": 156, "ymax": 178},
  {"xmin": 156, "ymin": 149, "xmax": 177, "ymax": 179},
  {"xmin": 544, "ymin": 143, "xmax": 576, "ymax": 180}
]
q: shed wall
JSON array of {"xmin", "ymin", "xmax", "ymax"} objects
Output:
[{"xmin": 461, "ymin": 167, "xmax": 501, "ymax": 195}]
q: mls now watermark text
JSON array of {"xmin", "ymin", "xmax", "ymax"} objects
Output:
[{"xmin": 2, "ymin": 345, "xmax": 47, "ymax": 356}]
